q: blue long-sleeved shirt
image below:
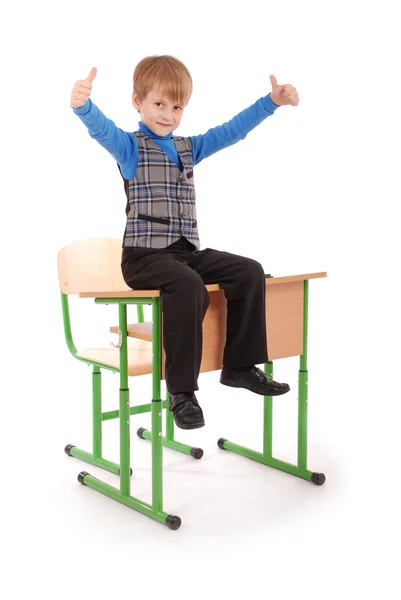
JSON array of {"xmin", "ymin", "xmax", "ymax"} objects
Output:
[{"xmin": 72, "ymin": 94, "xmax": 280, "ymax": 179}]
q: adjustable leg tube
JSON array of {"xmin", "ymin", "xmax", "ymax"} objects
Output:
[
  {"xmin": 65, "ymin": 366, "xmax": 122, "ymax": 475},
  {"xmin": 137, "ymin": 301, "xmax": 204, "ymax": 460},
  {"xmin": 151, "ymin": 297, "xmax": 163, "ymax": 512},
  {"xmin": 218, "ymin": 280, "xmax": 326, "ymax": 485},
  {"xmin": 263, "ymin": 361, "xmax": 273, "ymax": 460},
  {"xmin": 138, "ymin": 388, "xmax": 204, "ymax": 459},
  {"xmin": 77, "ymin": 299, "xmax": 181, "ymax": 529}
]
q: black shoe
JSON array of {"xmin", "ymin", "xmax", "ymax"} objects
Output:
[
  {"xmin": 220, "ymin": 366, "xmax": 290, "ymax": 396},
  {"xmin": 169, "ymin": 392, "xmax": 205, "ymax": 430}
]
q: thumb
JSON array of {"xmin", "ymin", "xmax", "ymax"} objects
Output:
[
  {"xmin": 87, "ymin": 67, "xmax": 97, "ymax": 83},
  {"xmin": 270, "ymin": 74, "xmax": 278, "ymax": 90}
]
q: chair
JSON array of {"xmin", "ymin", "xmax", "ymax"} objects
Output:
[{"xmin": 57, "ymin": 237, "xmax": 326, "ymax": 530}]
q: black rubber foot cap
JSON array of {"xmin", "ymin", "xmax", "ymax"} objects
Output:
[
  {"xmin": 137, "ymin": 427, "xmax": 147, "ymax": 439},
  {"xmin": 166, "ymin": 515, "xmax": 182, "ymax": 530},
  {"xmin": 117, "ymin": 468, "xmax": 133, "ymax": 477},
  {"xmin": 78, "ymin": 471, "xmax": 89, "ymax": 485},
  {"xmin": 217, "ymin": 438, "xmax": 228, "ymax": 450},
  {"xmin": 64, "ymin": 444, "xmax": 76, "ymax": 456},
  {"xmin": 190, "ymin": 447, "xmax": 204, "ymax": 459},
  {"xmin": 311, "ymin": 472, "xmax": 326, "ymax": 486}
]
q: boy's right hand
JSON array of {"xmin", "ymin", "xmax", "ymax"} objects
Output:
[{"xmin": 70, "ymin": 67, "xmax": 97, "ymax": 108}]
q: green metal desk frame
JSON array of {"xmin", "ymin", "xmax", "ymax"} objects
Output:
[{"xmin": 61, "ymin": 276, "xmax": 326, "ymax": 531}]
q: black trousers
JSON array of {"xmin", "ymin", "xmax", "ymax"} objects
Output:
[{"xmin": 121, "ymin": 237, "xmax": 269, "ymax": 394}]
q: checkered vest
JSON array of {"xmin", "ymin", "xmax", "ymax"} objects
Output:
[{"xmin": 119, "ymin": 131, "xmax": 200, "ymax": 249}]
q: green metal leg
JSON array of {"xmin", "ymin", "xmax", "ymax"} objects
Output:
[
  {"xmin": 217, "ymin": 280, "xmax": 326, "ymax": 486},
  {"xmin": 65, "ymin": 365, "xmax": 123, "ymax": 476},
  {"xmin": 136, "ymin": 300, "xmax": 204, "ymax": 460},
  {"xmin": 298, "ymin": 369, "xmax": 308, "ymax": 471},
  {"xmin": 165, "ymin": 389, "xmax": 174, "ymax": 442},
  {"xmin": 93, "ymin": 366, "xmax": 102, "ymax": 459},
  {"xmin": 151, "ymin": 297, "xmax": 163, "ymax": 512},
  {"xmin": 138, "ymin": 387, "xmax": 204, "ymax": 459},
  {"xmin": 118, "ymin": 303, "xmax": 130, "ymax": 496},
  {"xmin": 263, "ymin": 361, "xmax": 273, "ymax": 460},
  {"xmin": 67, "ymin": 446, "xmax": 122, "ymax": 475},
  {"xmin": 75, "ymin": 297, "xmax": 182, "ymax": 530}
]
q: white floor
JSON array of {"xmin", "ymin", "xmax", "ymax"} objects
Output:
[{"xmin": 3, "ymin": 351, "xmax": 399, "ymax": 599}]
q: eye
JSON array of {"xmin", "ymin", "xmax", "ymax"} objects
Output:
[
  {"xmin": 174, "ymin": 106, "xmax": 183, "ymax": 111},
  {"xmin": 155, "ymin": 102, "xmax": 163, "ymax": 107}
]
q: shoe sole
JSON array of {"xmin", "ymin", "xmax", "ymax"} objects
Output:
[
  {"xmin": 220, "ymin": 378, "xmax": 290, "ymax": 396},
  {"xmin": 175, "ymin": 420, "xmax": 205, "ymax": 430}
]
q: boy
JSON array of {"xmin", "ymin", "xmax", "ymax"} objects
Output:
[{"xmin": 70, "ymin": 55, "xmax": 299, "ymax": 430}]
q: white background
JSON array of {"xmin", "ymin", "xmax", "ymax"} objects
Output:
[{"xmin": 2, "ymin": 0, "xmax": 400, "ymax": 598}]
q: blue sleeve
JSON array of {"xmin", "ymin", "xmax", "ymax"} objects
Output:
[
  {"xmin": 72, "ymin": 99, "xmax": 138, "ymax": 179},
  {"xmin": 190, "ymin": 94, "xmax": 280, "ymax": 166}
]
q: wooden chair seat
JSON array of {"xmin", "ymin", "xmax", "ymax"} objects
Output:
[{"xmin": 77, "ymin": 338, "xmax": 153, "ymax": 376}]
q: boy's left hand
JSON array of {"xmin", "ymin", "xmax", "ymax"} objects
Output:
[{"xmin": 269, "ymin": 75, "xmax": 299, "ymax": 106}]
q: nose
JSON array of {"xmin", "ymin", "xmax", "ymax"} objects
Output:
[{"xmin": 160, "ymin": 108, "xmax": 175, "ymax": 123}]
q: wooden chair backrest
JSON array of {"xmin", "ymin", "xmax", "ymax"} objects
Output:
[{"xmin": 57, "ymin": 238, "xmax": 128, "ymax": 294}]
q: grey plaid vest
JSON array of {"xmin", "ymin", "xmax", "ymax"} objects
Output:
[{"xmin": 119, "ymin": 131, "xmax": 200, "ymax": 250}]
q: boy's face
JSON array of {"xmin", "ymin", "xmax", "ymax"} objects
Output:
[{"xmin": 132, "ymin": 89, "xmax": 186, "ymax": 136}]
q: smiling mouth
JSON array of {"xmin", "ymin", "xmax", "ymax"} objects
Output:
[{"xmin": 157, "ymin": 123, "xmax": 171, "ymax": 126}]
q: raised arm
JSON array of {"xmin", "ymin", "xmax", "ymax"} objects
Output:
[
  {"xmin": 190, "ymin": 75, "xmax": 299, "ymax": 166},
  {"xmin": 71, "ymin": 67, "xmax": 137, "ymax": 174}
]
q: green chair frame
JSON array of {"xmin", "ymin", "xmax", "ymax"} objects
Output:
[{"xmin": 58, "ymin": 238, "xmax": 326, "ymax": 530}]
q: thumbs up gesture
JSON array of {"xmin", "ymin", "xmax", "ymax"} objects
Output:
[
  {"xmin": 269, "ymin": 75, "xmax": 299, "ymax": 107},
  {"xmin": 70, "ymin": 67, "xmax": 97, "ymax": 108}
]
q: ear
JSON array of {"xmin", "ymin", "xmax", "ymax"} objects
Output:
[{"xmin": 132, "ymin": 92, "xmax": 141, "ymax": 111}]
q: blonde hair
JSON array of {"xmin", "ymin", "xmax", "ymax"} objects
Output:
[{"xmin": 133, "ymin": 55, "xmax": 192, "ymax": 105}]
